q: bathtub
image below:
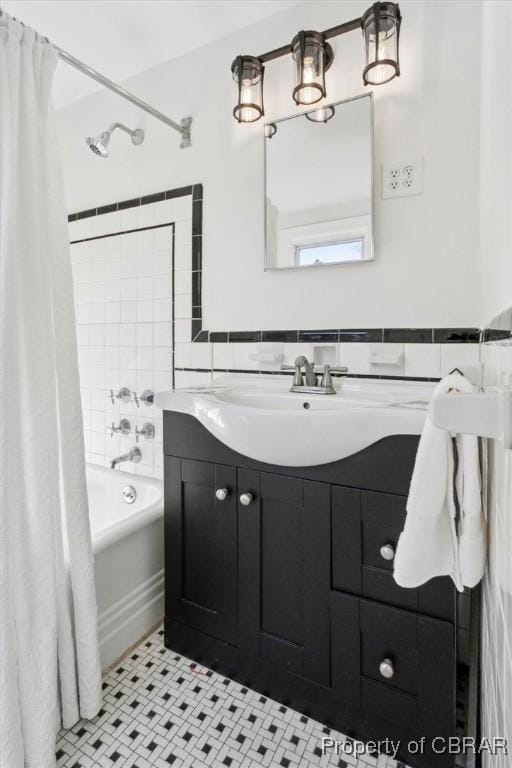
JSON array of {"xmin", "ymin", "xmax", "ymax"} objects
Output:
[{"xmin": 87, "ymin": 464, "xmax": 164, "ymax": 670}]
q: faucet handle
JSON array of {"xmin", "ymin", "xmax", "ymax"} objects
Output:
[
  {"xmin": 133, "ymin": 389, "xmax": 154, "ymax": 407},
  {"xmin": 320, "ymin": 365, "xmax": 334, "ymax": 389},
  {"xmin": 108, "ymin": 386, "xmax": 132, "ymax": 404},
  {"xmin": 135, "ymin": 422, "xmax": 155, "ymax": 443},
  {"xmin": 110, "ymin": 418, "xmax": 131, "ymax": 437},
  {"xmin": 280, "ymin": 363, "xmax": 303, "ymax": 386}
]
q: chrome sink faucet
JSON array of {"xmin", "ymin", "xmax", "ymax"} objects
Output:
[
  {"xmin": 110, "ymin": 446, "xmax": 141, "ymax": 469},
  {"xmin": 297, "ymin": 355, "xmax": 317, "ymax": 386},
  {"xmin": 281, "ymin": 356, "xmax": 348, "ymax": 395}
]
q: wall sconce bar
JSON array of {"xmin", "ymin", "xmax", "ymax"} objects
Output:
[
  {"xmin": 232, "ymin": 2, "xmax": 401, "ymax": 122},
  {"xmin": 257, "ymin": 17, "xmax": 362, "ymax": 63}
]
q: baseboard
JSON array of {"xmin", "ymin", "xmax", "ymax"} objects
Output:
[{"xmin": 98, "ymin": 569, "xmax": 164, "ymax": 670}]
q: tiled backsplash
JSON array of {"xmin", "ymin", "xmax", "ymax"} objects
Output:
[
  {"xmin": 69, "ymin": 189, "xmax": 197, "ymax": 478},
  {"xmin": 480, "ymin": 308, "xmax": 512, "ymax": 768},
  {"xmin": 174, "ymin": 340, "xmax": 481, "ymax": 388}
]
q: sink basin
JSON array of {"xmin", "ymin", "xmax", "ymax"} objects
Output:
[{"xmin": 155, "ymin": 375, "xmax": 434, "ymax": 466}]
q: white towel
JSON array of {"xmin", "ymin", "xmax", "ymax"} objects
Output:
[
  {"xmin": 394, "ymin": 372, "xmax": 484, "ymax": 591},
  {"xmin": 456, "ymin": 430, "xmax": 486, "ymax": 587}
]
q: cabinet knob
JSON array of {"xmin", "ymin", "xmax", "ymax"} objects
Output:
[
  {"xmin": 379, "ymin": 658, "xmax": 395, "ymax": 679},
  {"xmin": 239, "ymin": 492, "xmax": 254, "ymax": 506},
  {"xmin": 215, "ymin": 488, "xmax": 229, "ymax": 501},
  {"xmin": 380, "ymin": 543, "xmax": 395, "ymax": 561}
]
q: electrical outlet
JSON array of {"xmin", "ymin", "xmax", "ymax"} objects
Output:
[{"xmin": 382, "ymin": 159, "xmax": 423, "ymax": 199}]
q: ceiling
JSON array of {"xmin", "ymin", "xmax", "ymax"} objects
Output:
[{"xmin": 1, "ymin": 0, "xmax": 299, "ymax": 109}]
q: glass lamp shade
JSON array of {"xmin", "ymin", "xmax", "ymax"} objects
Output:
[
  {"xmin": 291, "ymin": 31, "xmax": 332, "ymax": 106},
  {"xmin": 232, "ymin": 56, "xmax": 264, "ymax": 123},
  {"xmin": 305, "ymin": 104, "xmax": 335, "ymax": 123},
  {"xmin": 362, "ymin": 2, "xmax": 401, "ymax": 85}
]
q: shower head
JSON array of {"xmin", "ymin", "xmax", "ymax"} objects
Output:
[
  {"xmin": 87, "ymin": 130, "xmax": 110, "ymax": 157},
  {"xmin": 85, "ymin": 122, "xmax": 144, "ymax": 158}
]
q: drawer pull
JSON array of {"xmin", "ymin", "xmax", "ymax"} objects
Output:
[
  {"xmin": 380, "ymin": 543, "xmax": 395, "ymax": 561},
  {"xmin": 240, "ymin": 492, "xmax": 254, "ymax": 506},
  {"xmin": 215, "ymin": 488, "xmax": 229, "ymax": 501},
  {"xmin": 379, "ymin": 658, "xmax": 395, "ymax": 679}
]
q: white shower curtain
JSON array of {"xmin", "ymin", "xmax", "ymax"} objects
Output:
[{"xmin": 0, "ymin": 13, "xmax": 102, "ymax": 768}]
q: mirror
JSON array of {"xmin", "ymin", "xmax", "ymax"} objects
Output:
[{"xmin": 264, "ymin": 93, "xmax": 374, "ymax": 271}]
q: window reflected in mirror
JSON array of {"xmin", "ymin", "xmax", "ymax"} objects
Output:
[{"xmin": 265, "ymin": 94, "xmax": 374, "ymax": 270}]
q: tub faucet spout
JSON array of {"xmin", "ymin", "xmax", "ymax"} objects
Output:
[{"xmin": 110, "ymin": 446, "xmax": 141, "ymax": 469}]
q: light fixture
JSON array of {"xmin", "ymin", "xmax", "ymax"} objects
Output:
[
  {"xmin": 264, "ymin": 123, "xmax": 277, "ymax": 138},
  {"xmin": 231, "ymin": 55, "xmax": 265, "ymax": 123},
  {"xmin": 362, "ymin": 2, "xmax": 402, "ymax": 85},
  {"xmin": 305, "ymin": 105, "xmax": 336, "ymax": 123},
  {"xmin": 231, "ymin": 2, "xmax": 401, "ymax": 123},
  {"xmin": 291, "ymin": 31, "xmax": 333, "ymax": 106}
]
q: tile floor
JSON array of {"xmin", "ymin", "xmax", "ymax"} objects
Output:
[{"xmin": 56, "ymin": 625, "xmax": 408, "ymax": 768}]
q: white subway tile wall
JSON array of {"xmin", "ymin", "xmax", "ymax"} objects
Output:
[
  {"xmin": 70, "ymin": 196, "xmax": 192, "ymax": 479},
  {"xmin": 480, "ymin": 340, "xmax": 512, "ymax": 768}
]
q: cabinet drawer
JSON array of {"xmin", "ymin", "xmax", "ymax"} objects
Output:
[
  {"xmin": 332, "ymin": 487, "xmax": 455, "ymax": 622},
  {"xmin": 361, "ymin": 601, "xmax": 417, "ymax": 695},
  {"xmin": 331, "ymin": 592, "xmax": 455, "ymax": 757}
]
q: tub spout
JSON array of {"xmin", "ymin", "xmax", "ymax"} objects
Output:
[{"xmin": 110, "ymin": 446, "xmax": 142, "ymax": 469}]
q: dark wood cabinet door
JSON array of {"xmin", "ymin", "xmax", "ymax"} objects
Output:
[
  {"xmin": 331, "ymin": 592, "xmax": 456, "ymax": 767},
  {"xmin": 164, "ymin": 457, "xmax": 237, "ymax": 644},
  {"xmin": 238, "ymin": 470, "xmax": 330, "ymax": 685}
]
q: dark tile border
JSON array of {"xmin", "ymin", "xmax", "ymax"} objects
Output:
[
  {"xmin": 299, "ymin": 329, "xmax": 339, "ymax": 343},
  {"xmin": 69, "ymin": 221, "xmax": 173, "ymax": 246},
  {"xmin": 200, "ymin": 327, "xmax": 479, "ymax": 344},
  {"xmin": 433, "ymin": 328, "xmax": 480, "ymax": 344},
  {"xmin": 339, "ymin": 329, "xmax": 383, "ymax": 343},
  {"xmin": 383, "ymin": 328, "xmax": 434, "ymax": 344},
  {"xmin": 69, "ymin": 188, "xmax": 480, "ymax": 355}
]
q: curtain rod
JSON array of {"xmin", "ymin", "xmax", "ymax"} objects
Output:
[{"xmin": 0, "ymin": 8, "xmax": 192, "ymax": 148}]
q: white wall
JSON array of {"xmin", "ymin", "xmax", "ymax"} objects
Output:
[
  {"xmin": 57, "ymin": 0, "xmax": 482, "ymax": 331},
  {"xmin": 479, "ymin": 0, "xmax": 512, "ymax": 325},
  {"xmin": 478, "ymin": 3, "xmax": 512, "ymax": 762}
]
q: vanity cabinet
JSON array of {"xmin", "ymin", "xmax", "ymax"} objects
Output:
[{"xmin": 163, "ymin": 411, "xmax": 457, "ymax": 767}]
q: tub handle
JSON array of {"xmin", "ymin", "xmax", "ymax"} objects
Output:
[
  {"xmin": 134, "ymin": 389, "xmax": 154, "ymax": 407},
  {"xmin": 135, "ymin": 422, "xmax": 155, "ymax": 442},
  {"xmin": 109, "ymin": 386, "xmax": 131, "ymax": 405},
  {"xmin": 110, "ymin": 418, "xmax": 131, "ymax": 437}
]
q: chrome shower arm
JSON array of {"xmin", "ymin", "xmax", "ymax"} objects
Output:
[{"xmin": 107, "ymin": 122, "xmax": 134, "ymax": 137}]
